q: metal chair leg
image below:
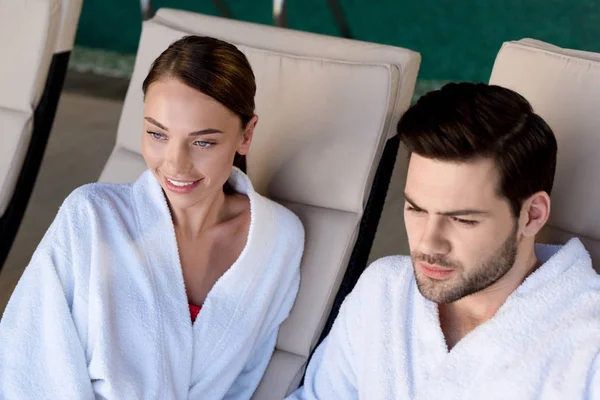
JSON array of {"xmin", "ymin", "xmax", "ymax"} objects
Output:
[
  {"xmin": 273, "ymin": 0, "xmax": 287, "ymax": 27},
  {"xmin": 140, "ymin": 0, "xmax": 155, "ymax": 21},
  {"xmin": 213, "ymin": 0, "xmax": 234, "ymax": 19},
  {"xmin": 327, "ymin": 0, "xmax": 352, "ymax": 38}
]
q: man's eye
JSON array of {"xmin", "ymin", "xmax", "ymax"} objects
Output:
[{"xmin": 451, "ymin": 217, "xmax": 478, "ymax": 226}]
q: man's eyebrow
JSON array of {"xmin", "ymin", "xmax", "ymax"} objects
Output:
[
  {"xmin": 440, "ymin": 209, "xmax": 489, "ymax": 217},
  {"xmin": 404, "ymin": 193, "xmax": 489, "ymax": 216},
  {"xmin": 404, "ymin": 193, "xmax": 423, "ymax": 210}
]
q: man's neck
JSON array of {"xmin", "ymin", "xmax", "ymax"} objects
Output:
[{"xmin": 438, "ymin": 248, "xmax": 541, "ymax": 350}]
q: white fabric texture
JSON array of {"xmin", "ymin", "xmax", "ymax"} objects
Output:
[
  {"xmin": 289, "ymin": 238, "xmax": 600, "ymax": 400},
  {"xmin": 0, "ymin": 168, "xmax": 304, "ymax": 399}
]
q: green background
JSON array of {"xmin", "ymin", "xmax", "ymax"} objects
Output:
[{"xmin": 73, "ymin": 0, "xmax": 599, "ymax": 81}]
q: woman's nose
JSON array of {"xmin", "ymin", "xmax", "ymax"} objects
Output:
[{"xmin": 165, "ymin": 142, "xmax": 193, "ymax": 173}]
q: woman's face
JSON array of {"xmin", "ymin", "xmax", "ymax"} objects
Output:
[{"xmin": 142, "ymin": 78, "xmax": 256, "ymax": 210}]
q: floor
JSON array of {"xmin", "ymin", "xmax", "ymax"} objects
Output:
[{"xmin": 0, "ymin": 71, "xmax": 410, "ymax": 315}]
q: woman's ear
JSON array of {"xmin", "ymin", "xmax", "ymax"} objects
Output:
[
  {"xmin": 237, "ymin": 115, "xmax": 258, "ymax": 156},
  {"xmin": 520, "ymin": 191, "xmax": 551, "ymax": 237}
]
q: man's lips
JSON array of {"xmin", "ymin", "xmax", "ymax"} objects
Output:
[{"xmin": 419, "ymin": 262, "xmax": 454, "ymax": 279}]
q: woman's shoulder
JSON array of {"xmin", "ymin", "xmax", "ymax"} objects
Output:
[
  {"xmin": 230, "ymin": 168, "xmax": 304, "ymax": 244},
  {"xmin": 66, "ymin": 180, "xmax": 134, "ymax": 205},
  {"xmin": 38, "ymin": 181, "xmax": 138, "ymax": 260},
  {"xmin": 258, "ymin": 195, "xmax": 304, "ymax": 243},
  {"xmin": 58, "ymin": 181, "xmax": 135, "ymax": 222}
]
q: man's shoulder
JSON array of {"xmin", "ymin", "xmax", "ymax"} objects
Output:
[
  {"xmin": 365, "ymin": 254, "xmax": 414, "ymax": 279},
  {"xmin": 353, "ymin": 255, "xmax": 415, "ymax": 294}
]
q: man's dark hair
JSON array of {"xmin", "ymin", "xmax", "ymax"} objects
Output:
[{"xmin": 397, "ymin": 82, "xmax": 557, "ymax": 217}]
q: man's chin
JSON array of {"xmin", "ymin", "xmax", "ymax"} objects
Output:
[{"xmin": 415, "ymin": 276, "xmax": 464, "ymax": 304}]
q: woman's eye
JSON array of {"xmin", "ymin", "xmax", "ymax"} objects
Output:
[
  {"xmin": 146, "ymin": 131, "xmax": 165, "ymax": 141},
  {"xmin": 194, "ymin": 141, "xmax": 213, "ymax": 148}
]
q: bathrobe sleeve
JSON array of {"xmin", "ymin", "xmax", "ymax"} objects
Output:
[
  {"xmin": 0, "ymin": 193, "xmax": 95, "ymax": 399},
  {"xmin": 287, "ymin": 285, "xmax": 360, "ymax": 400},
  {"xmin": 588, "ymin": 355, "xmax": 600, "ymax": 399}
]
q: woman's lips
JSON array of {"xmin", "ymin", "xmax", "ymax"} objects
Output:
[{"xmin": 163, "ymin": 176, "xmax": 201, "ymax": 194}]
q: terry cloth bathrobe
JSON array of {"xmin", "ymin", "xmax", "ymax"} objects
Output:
[
  {"xmin": 0, "ymin": 168, "xmax": 304, "ymax": 399},
  {"xmin": 290, "ymin": 238, "xmax": 600, "ymax": 400}
]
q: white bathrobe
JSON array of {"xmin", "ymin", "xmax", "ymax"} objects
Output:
[
  {"xmin": 0, "ymin": 168, "xmax": 304, "ymax": 400},
  {"xmin": 290, "ymin": 238, "xmax": 600, "ymax": 400}
]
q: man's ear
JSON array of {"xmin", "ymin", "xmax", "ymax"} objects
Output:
[{"xmin": 519, "ymin": 191, "xmax": 551, "ymax": 237}]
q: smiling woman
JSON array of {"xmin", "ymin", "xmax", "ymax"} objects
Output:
[
  {"xmin": 138, "ymin": 37, "xmax": 262, "ymax": 309},
  {"xmin": 142, "ymin": 36, "xmax": 255, "ymax": 186},
  {"xmin": 0, "ymin": 36, "xmax": 305, "ymax": 400}
]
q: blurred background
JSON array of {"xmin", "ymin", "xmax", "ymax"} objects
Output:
[
  {"xmin": 1, "ymin": 0, "xmax": 599, "ymax": 313},
  {"xmin": 71, "ymin": 0, "xmax": 600, "ymax": 86}
]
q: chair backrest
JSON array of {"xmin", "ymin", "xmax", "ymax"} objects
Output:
[
  {"xmin": 490, "ymin": 39, "xmax": 600, "ymax": 271},
  {"xmin": 99, "ymin": 9, "xmax": 420, "ymax": 398},
  {"xmin": 0, "ymin": 0, "xmax": 83, "ymax": 269}
]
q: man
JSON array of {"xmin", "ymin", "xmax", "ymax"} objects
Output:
[{"xmin": 288, "ymin": 83, "xmax": 600, "ymax": 399}]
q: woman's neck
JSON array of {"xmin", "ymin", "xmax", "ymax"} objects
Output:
[{"xmin": 170, "ymin": 190, "xmax": 227, "ymax": 239}]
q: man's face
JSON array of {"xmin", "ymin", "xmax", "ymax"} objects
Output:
[{"xmin": 404, "ymin": 154, "xmax": 519, "ymax": 304}]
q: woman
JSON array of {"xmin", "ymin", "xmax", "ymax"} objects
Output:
[{"xmin": 0, "ymin": 36, "xmax": 304, "ymax": 399}]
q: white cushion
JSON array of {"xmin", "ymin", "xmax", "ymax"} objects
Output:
[
  {"xmin": 55, "ymin": 0, "xmax": 83, "ymax": 53},
  {"xmin": 0, "ymin": 110, "xmax": 33, "ymax": 215},
  {"xmin": 0, "ymin": 0, "xmax": 82, "ymax": 217},
  {"xmin": 490, "ymin": 39, "xmax": 600, "ymax": 270},
  {"xmin": 99, "ymin": 9, "xmax": 421, "ymax": 397},
  {"xmin": 104, "ymin": 9, "xmax": 420, "ymax": 213},
  {"xmin": 0, "ymin": 0, "xmax": 60, "ymax": 112},
  {"xmin": 0, "ymin": 0, "xmax": 61, "ymax": 216}
]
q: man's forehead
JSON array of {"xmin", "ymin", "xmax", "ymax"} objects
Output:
[{"xmin": 405, "ymin": 155, "xmax": 501, "ymax": 206}]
